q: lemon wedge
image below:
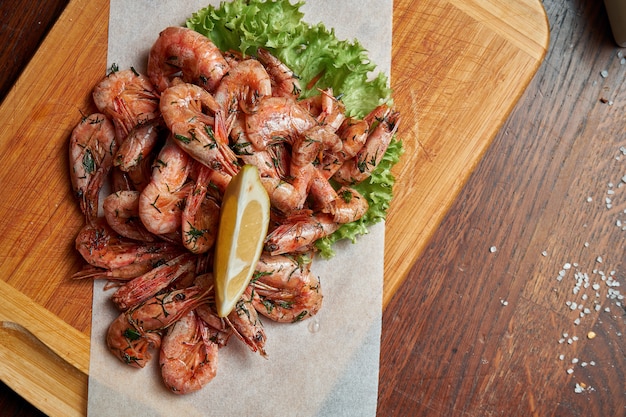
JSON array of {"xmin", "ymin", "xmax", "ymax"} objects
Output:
[{"xmin": 214, "ymin": 164, "xmax": 270, "ymax": 317}]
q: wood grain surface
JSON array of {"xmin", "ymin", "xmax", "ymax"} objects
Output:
[
  {"xmin": 1, "ymin": 0, "xmax": 623, "ymax": 416},
  {"xmin": 379, "ymin": 0, "xmax": 626, "ymax": 415}
]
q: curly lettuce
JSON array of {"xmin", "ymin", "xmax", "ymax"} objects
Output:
[{"xmin": 187, "ymin": 0, "xmax": 404, "ymax": 257}]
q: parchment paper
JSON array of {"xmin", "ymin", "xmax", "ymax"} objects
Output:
[{"xmin": 87, "ymin": 1, "xmax": 392, "ymax": 416}]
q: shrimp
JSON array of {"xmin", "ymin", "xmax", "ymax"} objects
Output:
[
  {"xmin": 231, "ymin": 119, "xmax": 309, "ymax": 213},
  {"xmin": 244, "ymin": 96, "xmax": 317, "ymax": 151},
  {"xmin": 291, "ymin": 124, "xmax": 342, "ymax": 168},
  {"xmin": 308, "ymin": 171, "xmax": 369, "ymax": 224},
  {"xmin": 103, "ymin": 190, "xmax": 156, "ymax": 242},
  {"xmin": 74, "ymin": 218, "xmax": 182, "ymax": 274},
  {"xmin": 112, "ymin": 253, "xmax": 197, "ymax": 311},
  {"xmin": 106, "ymin": 309, "xmax": 162, "ymax": 368},
  {"xmin": 332, "ymin": 104, "xmax": 400, "ymax": 185},
  {"xmin": 264, "ymin": 210, "xmax": 339, "ymax": 255},
  {"xmin": 106, "ymin": 284, "xmax": 211, "ymax": 368},
  {"xmin": 253, "ymin": 253, "xmax": 313, "ymax": 292},
  {"xmin": 92, "ymin": 68, "xmax": 160, "ymax": 144},
  {"xmin": 147, "ymin": 26, "xmax": 230, "ymax": 93},
  {"xmin": 256, "ymin": 48, "xmax": 301, "ymax": 99},
  {"xmin": 138, "ymin": 138, "xmax": 193, "ymax": 235},
  {"xmin": 160, "ymin": 82, "xmax": 239, "ymax": 177},
  {"xmin": 298, "ymin": 88, "xmax": 346, "ymax": 131},
  {"xmin": 181, "ymin": 164, "xmax": 221, "ymax": 254},
  {"xmin": 326, "ymin": 186, "xmax": 369, "ymax": 224},
  {"xmin": 213, "ymin": 58, "xmax": 272, "ymax": 114},
  {"xmin": 113, "ymin": 118, "xmax": 162, "ymax": 173},
  {"xmin": 251, "ymin": 253, "xmax": 323, "ymax": 323},
  {"xmin": 226, "ymin": 287, "xmax": 267, "ymax": 357},
  {"xmin": 315, "ymin": 116, "xmax": 369, "ymax": 180},
  {"xmin": 69, "ymin": 113, "xmax": 117, "ymax": 222},
  {"xmin": 160, "ymin": 310, "xmax": 218, "ymax": 394}
]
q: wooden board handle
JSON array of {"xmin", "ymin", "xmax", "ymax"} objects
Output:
[{"xmin": 0, "ymin": 280, "xmax": 90, "ymax": 416}]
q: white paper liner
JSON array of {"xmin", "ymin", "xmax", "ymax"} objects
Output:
[{"xmin": 88, "ymin": 1, "xmax": 391, "ymax": 415}]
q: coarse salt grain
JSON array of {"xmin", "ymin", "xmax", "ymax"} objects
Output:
[{"xmin": 489, "ymin": 246, "xmax": 497, "ymax": 253}]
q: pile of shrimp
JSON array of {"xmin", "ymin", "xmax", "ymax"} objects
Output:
[{"xmin": 68, "ymin": 26, "xmax": 400, "ymax": 395}]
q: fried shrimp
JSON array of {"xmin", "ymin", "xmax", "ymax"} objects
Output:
[
  {"xmin": 160, "ymin": 82, "xmax": 239, "ymax": 177},
  {"xmin": 147, "ymin": 26, "xmax": 230, "ymax": 93},
  {"xmin": 138, "ymin": 138, "xmax": 192, "ymax": 235},
  {"xmin": 160, "ymin": 310, "xmax": 219, "ymax": 394},
  {"xmin": 333, "ymin": 104, "xmax": 400, "ymax": 185},
  {"xmin": 92, "ymin": 68, "xmax": 160, "ymax": 144},
  {"xmin": 69, "ymin": 113, "xmax": 118, "ymax": 222},
  {"xmin": 213, "ymin": 58, "xmax": 272, "ymax": 114}
]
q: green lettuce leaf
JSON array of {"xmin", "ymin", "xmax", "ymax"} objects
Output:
[{"xmin": 186, "ymin": 0, "xmax": 404, "ymax": 257}]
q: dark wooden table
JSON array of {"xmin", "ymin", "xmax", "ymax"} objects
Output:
[{"xmin": 1, "ymin": 0, "xmax": 624, "ymax": 416}]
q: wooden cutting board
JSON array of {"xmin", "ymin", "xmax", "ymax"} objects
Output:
[{"xmin": 0, "ymin": 0, "xmax": 548, "ymax": 415}]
